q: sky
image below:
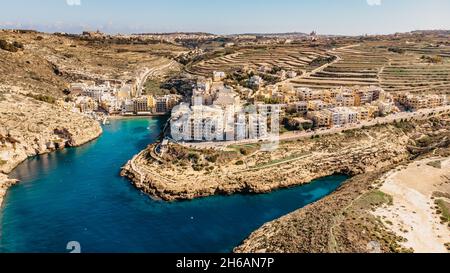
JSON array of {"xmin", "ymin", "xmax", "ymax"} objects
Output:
[{"xmin": 0, "ymin": 0, "xmax": 449, "ymax": 35}]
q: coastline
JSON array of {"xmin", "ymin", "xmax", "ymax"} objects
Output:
[
  {"xmin": 120, "ymin": 119, "xmax": 418, "ymax": 202},
  {"xmin": 234, "ymin": 152, "xmax": 450, "ymax": 253},
  {"xmin": 0, "ymin": 125, "xmax": 103, "ymax": 209},
  {"xmin": 108, "ymin": 114, "xmax": 168, "ymax": 120},
  {"xmin": 0, "ymin": 174, "xmax": 18, "ymax": 209},
  {"xmin": 373, "ymin": 157, "xmax": 450, "ymax": 253}
]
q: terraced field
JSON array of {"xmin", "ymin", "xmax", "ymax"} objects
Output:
[
  {"xmin": 185, "ymin": 35, "xmax": 449, "ymax": 96},
  {"xmin": 186, "ymin": 45, "xmax": 329, "ymax": 77},
  {"xmin": 380, "ymin": 44, "xmax": 450, "ymax": 95},
  {"xmin": 289, "ymin": 45, "xmax": 388, "ymax": 90},
  {"xmin": 286, "ymin": 41, "xmax": 449, "ymax": 95}
]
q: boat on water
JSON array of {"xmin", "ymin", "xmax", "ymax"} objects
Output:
[{"xmin": 102, "ymin": 117, "xmax": 111, "ymax": 125}]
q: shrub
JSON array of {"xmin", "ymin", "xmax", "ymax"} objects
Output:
[
  {"xmin": 25, "ymin": 93, "xmax": 56, "ymax": 104},
  {"xmin": 188, "ymin": 152, "xmax": 200, "ymax": 163},
  {"xmin": 388, "ymin": 47, "xmax": 405, "ymax": 54},
  {"xmin": 205, "ymin": 154, "xmax": 218, "ymax": 163},
  {"xmin": 0, "ymin": 39, "xmax": 18, "ymax": 52},
  {"xmin": 239, "ymin": 147, "xmax": 250, "ymax": 156},
  {"xmin": 235, "ymin": 160, "xmax": 244, "ymax": 165}
]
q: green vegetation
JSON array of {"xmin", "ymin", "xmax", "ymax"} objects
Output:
[
  {"xmin": 142, "ymin": 79, "xmax": 173, "ymax": 96},
  {"xmin": 421, "ymin": 55, "xmax": 443, "ymax": 64},
  {"xmin": 254, "ymin": 96, "xmax": 282, "ymax": 104},
  {"xmin": 252, "ymin": 152, "xmax": 309, "ymax": 169},
  {"xmin": 393, "ymin": 120, "xmax": 415, "ymax": 132},
  {"xmin": 228, "ymin": 143, "xmax": 260, "ymax": 156},
  {"xmin": 309, "ymin": 55, "xmax": 336, "ymax": 67},
  {"xmin": 259, "ymin": 73, "xmax": 280, "ymax": 85},
  {"xmin": 25, "ymin": 93, "xmax": 56, "ymax": 104},
  {"xmin": 435, "ymin": 199, "xmax": 450, "ymax": 223},
  {"xmin": 358, "ymin": 190, "xmax": 394, "ymax": 208},
  {"xmin": 388, "ymin": 47, "xmax": 406, "ymax": 54},
  {"xmin": 205, "ymin": 154, "xmax": 219, "ymax": 163},
  {"xmin": 0, "ymin": 39, "xmax": 24, "ymax": 53},
  {"xmin": 426, "ymin": 160, "xmax": 442, "ymax": 169},
  {"xmin": 282, "ymin": 118, "xmax": 302, "ymax": 131},
  {"xmin": 187, "ymin": 152, "xmax": 200, "ymax": 163}
]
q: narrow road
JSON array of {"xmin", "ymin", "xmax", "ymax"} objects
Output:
[
  {"xmin": 183, "ymin": 105, "xmax": 450, "ymax": 150},
  {"xmin": 136, "ymin": 60, "xmax": 177, "ymax": 97}
]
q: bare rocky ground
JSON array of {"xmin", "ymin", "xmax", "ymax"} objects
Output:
[
  {"xmin": 234, "ymin": 122, "xmax": 450, "ymax": 253},
  {"xmin": 0, "ymin": 89, "xmax": 103, "ymax": 205},
  {"xmin": 0, "ymin": 89, "xmax": 103, "ymax": 174},
  {"xmin": 121, "ymin": 116, "xmax": 449, "ymax": 253},
  {"xmin": 0, "ymin": 30, "xmax": 185, "ymax": 206},
  {"xmin": 122, "ymin": 116, "xmax": 449, "ymax": 202},
  {"xmin": 0, "ymin": 31, "xmax": 185, "ymax": 96}
]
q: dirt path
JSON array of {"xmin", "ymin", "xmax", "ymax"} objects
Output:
[{"xmin": 373, "ymin": 157, "xmax": 450, "ymax": 253}]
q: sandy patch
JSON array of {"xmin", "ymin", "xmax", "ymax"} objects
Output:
[{"xmin": 374, "ymin": 157, "xmax": 450, "ymax": 253}]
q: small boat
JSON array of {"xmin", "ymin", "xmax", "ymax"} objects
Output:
[{"xmin": 102, "ymin": 117, "xmax": 111, "ymax": 125}]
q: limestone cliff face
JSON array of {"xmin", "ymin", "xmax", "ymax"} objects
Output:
[
  {"xmin": 234, "ymin": 120, "xmax": 450, "ymax": 254},
  {"xmin": 121, "ymin": 118, "xmax": 444, "ymax": 202},
  {"xmin": 0, "ymin": 92, "xmax": 102, "ymax": 174},
  {"xmin": 0, "ymin": 173, "xmax": 18, "ymax": 206}
]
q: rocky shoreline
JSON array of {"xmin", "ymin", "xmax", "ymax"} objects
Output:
[
  {"xmin": 121, "ymin": 117, "xmax": 449, "ymax": 202},
  {"xmin": 121, "ymin": 116, "xmax": 449, "ymax": 252},
  {"xmin": 234, "ymin": 150, "xmax": 450, "ymax": 253},
  {"xmin": 0, "ymin": 92, "xmax": 103, "ymax": 207},
  {"xmin": 0, "ymin": 174, "xmax": 18, "ymax": 207}
]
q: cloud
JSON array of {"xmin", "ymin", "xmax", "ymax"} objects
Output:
[
  {"xmin": 66, "ymin": 0, "xmax": 81, "ymax": 6},
  {"xmin": 366, "ymin": 0, "xmax": 382, "ymax": 6}
]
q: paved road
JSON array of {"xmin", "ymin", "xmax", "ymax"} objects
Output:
[
  {"xmin": 181, "ymin": 105, "xmax": 450, "ymax": 150},
  {"xmin": 136, "ymin": 61, "xmax": 177, "ymax": 97}
]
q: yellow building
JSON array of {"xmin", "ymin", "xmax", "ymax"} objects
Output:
[{"xmin": 146, "ymin": 95, "xmax": 156, "ymax": 109}]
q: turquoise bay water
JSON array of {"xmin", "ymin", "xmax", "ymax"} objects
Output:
[{"xmin": 0, "ymin": 117, "xmax": 347, "ymax": 253}]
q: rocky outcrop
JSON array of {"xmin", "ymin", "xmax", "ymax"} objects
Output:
[
  {"xmin": 234, "ymin": 126, "xmax": 450, "ymax": 253},
  {"xmin": 0, "ymin": 91, "xmax": 102, "ymax": 174},
  {"xmin": 234, "ymin": 149, "xmax": 450, "ymax": 253},
  {"xmin": 122, "ymin": 118, "xmax": 449, "ymax": 202},
  {"xmin": 0, "ymin": 173, "xmax": 18, "ymax": 207}
]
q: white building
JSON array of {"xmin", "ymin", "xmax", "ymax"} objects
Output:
[
  {"xmin": 213, "ymin": 71, "xmax": 226, "ymax": 82},
  {"xmin": 328, "ymin": 107, "xmax": 359, "ymax": 126},
  {"xmin": 248, "ymin": 75, "xmax": 264, "ymax": 89}
]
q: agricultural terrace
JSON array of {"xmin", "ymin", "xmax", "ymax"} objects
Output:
[{"xmin": 186, "ymin": 44, "xmax": 329, "ymax": 77}]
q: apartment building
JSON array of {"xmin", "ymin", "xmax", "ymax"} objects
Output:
[
  {"xmin": 335, "ymin": 92, "xmax": 356, "ymax": 107},
  {"xmin": 396, "ymin": 93, "xmax": 447, "ymax": 110},
  {"xmin": 308, "ymin": 100, "xmax": 331, "ymax": 111},
  {"xmin": 155, "ymin": 95, "xmax": 181, "ymax": 114},
  {"xmin": 297, "ymin": 88, "xmax": 331, "ymax": 102},
  {"xmin": 83, "ymin": 83, "xmax": 116, "ymax": 102},
  {"xmin": 329, "ymin": 107, "xmax": 359, "ymax": 126},
  {"xmin": 307, "ymin": 111, "xmax": 331, "ymax": 128},
  {"xmin": 308, "ymin": 107, "xmax": 359, "ymax": 128},
  {"xmin": 248, "ymin": 75, "xmax": 264, "ymax": 89},
  {"xmin": 170, "ymin": 104, "xmax": 270, "ymax": 142},
  {"xmin": 212, "ymin": 71, "xmax": 226, "ymax": 82},
  {"xmin": 290, "ymin": 101, "xmax": 308, "ymax": 114},
  {"xmin": 133, "ymin": 97, "xmax": 152, "ymax": 114}
]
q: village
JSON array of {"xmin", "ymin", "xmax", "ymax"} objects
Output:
[
  {"xmin": 62, "ymin": 76, "xmax": 182, "ymax": 122},
  {"xmin": 169, "ymin": 69, "xmax": 448, "ymax": 143}
]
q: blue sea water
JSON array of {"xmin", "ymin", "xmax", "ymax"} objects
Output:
[{"xmin": 0, "ymin": 117, "xmax": 347, "ymax": 253}]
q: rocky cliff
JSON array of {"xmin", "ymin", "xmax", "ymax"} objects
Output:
[
  {"xmin": 0, "ymin": 91, "xmax": 102, "ymax": 174},
  {"xmin": 0, "ymin": 174, "xmax": 18, "ymax": 206},
  {"xmin": 234, "ymin": 119, "xmax": 450, "ymax": 253},
  {"xmin": 122, "ymin": 117, "xmax": 448, "ymax": 202}
]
